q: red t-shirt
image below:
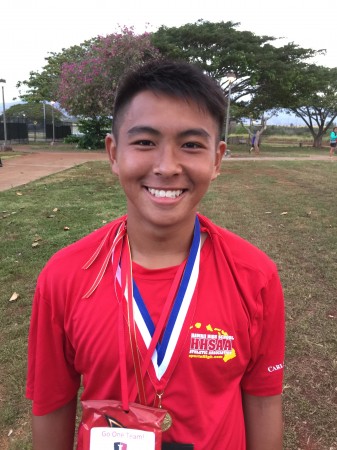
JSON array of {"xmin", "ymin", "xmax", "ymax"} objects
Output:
[{"xmin": 26, "ymin": 214, "xmax": 285, "ymax": 449}]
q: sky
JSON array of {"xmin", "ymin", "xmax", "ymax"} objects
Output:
[{"xmin": 1, "ymin": 0, "xmax": 336, "ymax": 111}]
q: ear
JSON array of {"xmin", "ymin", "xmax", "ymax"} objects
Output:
[
  {"xmin": 211, "ymin": 141, "xmax": 226, "ymax": 180},
  {"xmin": 105, "ymin": 133, "xmax": 119, "ymax": 176}
]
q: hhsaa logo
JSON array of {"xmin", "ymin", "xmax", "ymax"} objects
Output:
[{"xmin": 189, "ymin": 322, "xmax": 236, "ymax": 362}]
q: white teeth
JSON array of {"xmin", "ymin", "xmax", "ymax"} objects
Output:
[{"xmin": 148, "ymin": 188, "xmax": 183, "ymax": 198}]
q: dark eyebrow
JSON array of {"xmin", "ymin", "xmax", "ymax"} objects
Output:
[
  {"xmin": 127, "ymin": 126, "xmax": 161, "ymax": 136},
  {"xmin": 178, "ymin": 128, "xmax": 211, "ymax": 139},
  {"xmin": 127, "ymin": 126, "xmax": 211, "ymax": 139}
]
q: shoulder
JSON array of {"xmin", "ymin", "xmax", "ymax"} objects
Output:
[{"xmin": 199, "ymin": 213, "xmax": 278, "ymax": 281}]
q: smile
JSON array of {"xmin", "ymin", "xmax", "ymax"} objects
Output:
[{"xmin": 147, "ymin": 188, "xmax": 184, "ymax": 198}]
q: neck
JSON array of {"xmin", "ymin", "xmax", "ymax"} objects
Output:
[{"xmin": 126, "ymin": 216, "xmax": 198, "ymax": 269}]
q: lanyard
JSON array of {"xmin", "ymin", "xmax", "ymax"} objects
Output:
[
  {"xmin": 129, "ymin": 255, "xmax": 185, "ymax": 403},
  {"xmin": 124, "ymin": 217, "xmax": 201, "ymax": 403},
  {"xmin": 82, "ymin": 216, "xmax": 201, "ymax": 409}
]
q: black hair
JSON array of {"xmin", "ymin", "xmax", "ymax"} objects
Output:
[{"xmin": 112, "ymin": 60, "xmax": 226, "ymax": 139}]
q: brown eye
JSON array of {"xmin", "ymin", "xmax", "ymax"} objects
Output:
[
  {"xmin": 135, "ymin": 140, "xmax": 154, "ymax": 146},
  {"xmin": 182, "ymin": 142, "xmax": 203, "ymax": 149}
]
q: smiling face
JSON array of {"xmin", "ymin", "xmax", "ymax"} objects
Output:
[{"xmin": 106, "ymin": 90, "xmax": 225, "ymax": 233}]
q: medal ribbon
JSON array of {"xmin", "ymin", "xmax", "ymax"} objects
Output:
[
  {"xmin": 114, "ymin": 238, "xmax": 185, "ymax": 406},
  {"xmin": 82, "ymin": 221, "xmax": 141, "ymax": 410},
  {"xmin": 119, "ymin": 237, "xmax": 148, "ymax": 405},
  {"xmin": 129, "ymin": 259, "xmax": 185, "ymax": 402},
  {"xmin": 128, "ymin": 216, "xmax": 201, "ymax": 400},
  {"xmin": 82, "ymin": 216, "xmax": 201, "ymax": 409},
  {"xmin": 82, "ymin": 222, "xmax": 126, "ymax": 299},
  {"xmin": 111, "ymin": 228, "xmax": 148, "ymax": 409}
]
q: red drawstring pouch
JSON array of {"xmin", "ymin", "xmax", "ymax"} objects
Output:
[{"xmin": 81, "ymin": 399, "xmax": 167, "ymax": 450}]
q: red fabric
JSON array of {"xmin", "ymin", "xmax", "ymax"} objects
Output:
[{"xmin": 26, "ymin": 214, "xmax": 285, "ymax": 450}]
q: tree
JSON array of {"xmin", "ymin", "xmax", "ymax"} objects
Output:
[
  {"xmin": 17, "ymin": 27, "xmax": 160, "ymax": 148},
  {"xmin": 252, "ymin": 63, "xmax": 337, "ymax": 147},
  {"xmin": 236, "ymin": 41, "xmax": 335, "ymax": 148},
  {"xmin": 16, "ymin": 38, "xmax": 98, "ymax": 103},
  {"xmin": 58, "ymin": 27, "xmax": 160, "ymax": 118},
  {"xmin": 287, "ymin": 66, "xmax": 337, "ymax": 147},
  {"xmin": 18, "ymin": 21, "xmax": 331, "ymax": 147},
  {"xmin": 151, "ymin": 20, "xmax": 325, "ymax": 146},
  {"xmin": 3, "ymin": 102, "xmax": 63, "ymax": 124},
  {"xmin": 74, "ymin": 117, "xmax": 111, "ymax": 149},
  {"xmin": 151, "ymin": 20, "xmax": 319, "ymax": 108},
  {"xmin": 152, "ymin": 20, "xmax": 270, "ymax": 102},
  {"xmin": 17, "ymin": 28, "xmax": 160, "ymax": 115}
]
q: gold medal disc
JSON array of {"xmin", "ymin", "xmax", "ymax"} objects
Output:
[{"xmin": 161, "ymin": 411, "xmax": 173, "ymax": 431}]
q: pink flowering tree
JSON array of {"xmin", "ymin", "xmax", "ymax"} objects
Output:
[
  {"xmin": 58, "ymin": 27, "xmax": 160, "ymax": 118},
  {"xmin": 57, "ymin": 27, "xmax": 160, "ymax": 148}
]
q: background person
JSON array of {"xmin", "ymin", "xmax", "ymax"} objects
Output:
[{"xmin": 329, "ymin": 126, "xmax": 337, "ymax": 157}]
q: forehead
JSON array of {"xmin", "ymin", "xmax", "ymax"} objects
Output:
[{"xmin": 118, "ymin": 90, "xmax": 218, "ymax": 135}]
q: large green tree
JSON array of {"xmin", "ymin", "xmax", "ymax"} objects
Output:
[
  {"xmin": 152, "ymin": 20, "xmax": 332, "ymax": 145},
  {"xmin": 250, "ymin": 62, "xmax": 337, "ymax": 147},
  {"xmin": 151, "ymin": 20, "xmax": 318, "ymax": 105},
  {"xmin": 287, "ymin": 65, "xmax": 337, "ymax": 147}
]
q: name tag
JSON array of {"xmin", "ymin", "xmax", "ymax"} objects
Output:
[{"xmin": 90, "ymin": 427, "xmax": 155, "ymax": 450}]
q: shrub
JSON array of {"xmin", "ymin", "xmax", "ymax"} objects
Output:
[
  {"xmin": 76, "ymin": 117, "xmax": 111, "ymax": 149},
  {"xmin": 64, "ymin": 134, "xmax": 82, "ymax": 144}
]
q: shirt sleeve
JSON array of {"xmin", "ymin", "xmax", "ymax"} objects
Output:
[
  {"xmin": 26, "ymin": 279, "xmax": 81, "ymax": 415},
  {"xmin": 241, "ymin": 270, "xmax": 285, "ymax": 396}
]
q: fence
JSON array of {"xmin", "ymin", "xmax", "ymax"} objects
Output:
[
  {"xmin": 0, "ymin": 119, "xmax": 28, "ymax": 143},
  {"xmin": 0, "ymin": 119, "xmax": 73, "ymax": 144},
  {"xmin": 45, "ymin": 123, "xmax": 72, "ymax": 140}
]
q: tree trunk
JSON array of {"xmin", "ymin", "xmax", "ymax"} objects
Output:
[{"xmin": 313, "ymin": 135, "xmax": 323, "ymax": 148}]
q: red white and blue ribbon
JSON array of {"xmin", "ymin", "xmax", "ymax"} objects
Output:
[{"xmin": 124, "ymin": 216, "xmax": 201, "ymax": 381}]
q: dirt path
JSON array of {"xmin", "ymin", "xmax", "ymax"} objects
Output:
[
  {"xmin": 0, "ymin": 150, "xmax": 335, "ymax": 192},
  {"xmin": 0, "ymin": 151, "xmax": 109, "ymax": 191}
]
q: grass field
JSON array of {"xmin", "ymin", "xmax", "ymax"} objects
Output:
[{"xmin": 0, "ymin": 152, "xmax": 336, "ymax": 449}]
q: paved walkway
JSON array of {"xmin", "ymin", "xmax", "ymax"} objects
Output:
[
  {"xmin": 0, "ymin": 150, "xmax": 335, "ymax": 192},
  {"xmin": 0, "ymin": 151, "xmax": 109, "ymax": 191}
]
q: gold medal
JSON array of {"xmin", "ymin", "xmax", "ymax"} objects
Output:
[
  {"xmin": 156, "ymin": 391, "xmax": 172, "ymax": 431},
  {"xmin": 161, "ymin": 411, "xmax": 173, "ymax": 432}
]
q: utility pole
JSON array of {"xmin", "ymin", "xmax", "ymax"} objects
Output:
[{"xmin": 0, "ymin": 78, "xmax": 12, "ymax": 151}]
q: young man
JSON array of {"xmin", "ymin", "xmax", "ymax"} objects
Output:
[{"xmin": 27, "ymin": 60, "xmax": 285, "ymax": 450}]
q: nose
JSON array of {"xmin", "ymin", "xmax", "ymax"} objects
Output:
[{"xmin": 153, "ymin": 144, "xmax": 182, "ymax": 177}]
